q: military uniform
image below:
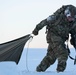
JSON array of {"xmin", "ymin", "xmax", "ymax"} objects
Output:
[{"xmin": 32, "ymin": 5, "xmax": 76, "ymax": 72}]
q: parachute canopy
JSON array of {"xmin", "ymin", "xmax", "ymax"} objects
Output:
[{"xmin": 0, "ymin": 34, "xmax": 31, "ymax": 64}]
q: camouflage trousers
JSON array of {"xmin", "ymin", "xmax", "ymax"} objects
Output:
[{"xmin": 36, "ymin": 35, "xmax": 68, "ymax": 72}]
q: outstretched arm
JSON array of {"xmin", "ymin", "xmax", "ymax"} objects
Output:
[
  {"xmin": 32, "ymin": 19, "xmax": 48, "ymax": 35},
  {"xmin": 32, "ymin": 14, "xmax": 58, "ymax": 35}
]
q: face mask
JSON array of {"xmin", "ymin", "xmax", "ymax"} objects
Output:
[{"xmin": 64, "ymin": 7, "xmax": 74, "ymax": 22}]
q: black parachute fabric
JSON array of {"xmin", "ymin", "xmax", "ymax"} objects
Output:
[{"xmin": 0, "ymin": 34, "xmax": 31, "ymax": 64}]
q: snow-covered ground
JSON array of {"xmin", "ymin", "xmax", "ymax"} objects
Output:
[{"xmin": 0, "ymin": 48, "xmax": 76, "ymax": 75}]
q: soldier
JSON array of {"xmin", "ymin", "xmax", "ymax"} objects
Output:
[{"xmin": 32, "ymin": 5, "xmax": 76, "ymax": 72}]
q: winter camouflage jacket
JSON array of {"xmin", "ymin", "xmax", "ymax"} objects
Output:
[{"xmin": 32, "ymin": 5, "xmax": 76, "ymax": 45}]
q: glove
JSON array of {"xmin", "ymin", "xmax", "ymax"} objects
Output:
[{"xmin": 32, "ymin": 29, "xmax": 38, "ymax": 35}]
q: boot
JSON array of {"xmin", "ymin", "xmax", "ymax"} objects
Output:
[
  {"xmin": 56, "ymin": 61, "xmax": 66, "ymax": 72},
  {"xmin": 36, "ymin": 62, "xmax": 49, "ymax": 72}
]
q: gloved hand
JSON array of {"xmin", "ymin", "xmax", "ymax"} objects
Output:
[{"xmin": 32, "ymin": 29, "xmax": 38, "ymax": 35}]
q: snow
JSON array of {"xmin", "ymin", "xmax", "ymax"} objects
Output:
[{"xmin": 0, "ymin": 48, "xmax": 76, "ymax": 75}]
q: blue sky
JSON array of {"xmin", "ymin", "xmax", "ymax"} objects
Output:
[{"xmin": 0, "ymin": 0, "xmax": 76, "ymax": 48}]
